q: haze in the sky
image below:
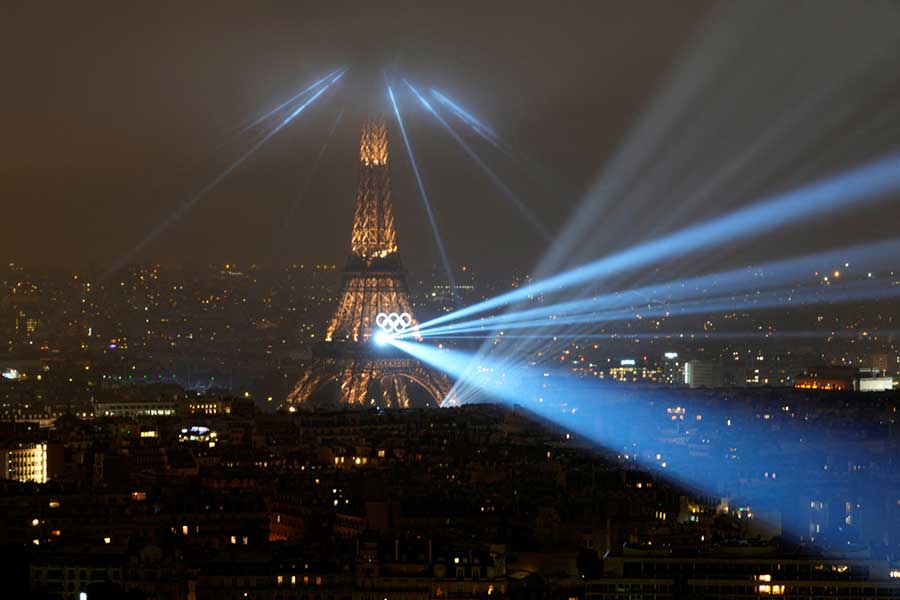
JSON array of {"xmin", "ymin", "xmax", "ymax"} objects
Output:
[{"xmin": 2, "ymin": 1, "xmax": 900, "ymax": 279}]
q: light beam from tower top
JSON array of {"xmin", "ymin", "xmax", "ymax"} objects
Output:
[
  {"xmin": 101, "ymin": 68, "xmax": 347, "ymax": 281},
  {"xmin": 431, "ymin": 88, "xmax": 500, "ymax": 147},
  {"xmin": 386, "ymin": 80, "xmax": 459, "ymax": 304},
  {"xmin": 402, "ymin": 78, "xmax": 550, "ymax": 239},
  {"xmin": 236, "ymin": 69, "xmax": 339, "ymax": 137}
]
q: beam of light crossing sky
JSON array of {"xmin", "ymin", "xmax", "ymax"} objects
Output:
[
  {"xmin": 453, "ymin": 7, "xmax": 900, "ymax": 411},
  {"xmin": 416, "ymin": 151, "xmax": 900, "ymax": 333},
  {"xmin": 270, "ymin": 104, "xmax": 345, "ymax": 259},
  {"xmin": 429, "ymin": 87, "xmax": 578, "ymax": 207},
  {"xmin": 387, "ymin": 79, "xmax": 458, "ymax": 301},
  {"xmin": 410, "ymin": 278, "xmax": 900, "ymax": 340},
  {"xmin": 409, "ymin": 238, "xmax": 900, "ymax": 339},
  {"xmin": 430, "ymin": 89, "xmax": 502, "ymax": 148},
  {"xmin": 104, "ymin": 70, "xmax": 346, "ymax": 280},
  {"xmin": 234, "ymin": 70, "xmax": 338, "ymax": 138},
  {"xmin": 413, "ymin": 330, "xmax": 900, "ymax": 341},
  {"xmin": 402, "ymin": 79, "xmax": 550, "ymax": 239},
  {"xmin": 445, "ymin": 273, "xmax": 899, "ymax": 402},
  {"xmin": 532, "ymin": 3, "xmax": 900, "ymax": 284}
]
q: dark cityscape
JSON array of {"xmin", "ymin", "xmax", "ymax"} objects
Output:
[{"xmin": 2, "ymin": 2, "xmax": 900, "ymax": 599}]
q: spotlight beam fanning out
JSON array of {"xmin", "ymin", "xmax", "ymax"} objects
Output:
[
  {"xmin": 417, "ymin": 151, "xmax": 900, "ymax": 332},
  {"xmin": 430, "ymin": 87, "xmax": 576, "ymax": 205},
  {"xmin": 430, "ymin": 89, "xmax": 501, "ymax": 148},
  {"xmin": 235, "ymin": 70, "xmax": 337, "ymax": 137},
  {"xmin": 534, "ymin": 2, "xmax": 900, "ymax": 282},
  {"xmin": 386, "ymin": 80, "xmax": 458, "ymax": 300},
  {"xmin": 104, "ymin": 70, "xmax": 346, "ymax": 279},
  {"xmin": 271, "ymin": 104, "xmax": 346, "ymax": 258},
  {"xmin": 402, "ymin": 79, "xmax": 550, "ymax": 239},
  {"xmin": 415, "ymin": 330, "xmax": 900, "ymax": 341},
  {"xmin": 385, "ymin": 338, "xmax": 870, "ymax": 537},
  {"xmin": 409, "ymin": 278, "xmax": 900, "ymax": 339},
  {"xmin": 408, "ymin": 238, "xmax": 900, "ymax": 339}
]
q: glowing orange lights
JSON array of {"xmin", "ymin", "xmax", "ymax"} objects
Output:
[
  {"xmin": 359, "ymin": 119, "xmax": 389, "ymax": 166},
  {"xmin": 351, "ymin": 119, "xmax": 398, "ymax": 261},
  {"xmin": 285, "ymin": 119, "xmax": 449, "ymax": 409}
]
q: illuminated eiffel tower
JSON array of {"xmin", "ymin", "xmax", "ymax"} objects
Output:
[{"xmin": 285, "ymin": 118, "xmax": 451, "ymax": 409}]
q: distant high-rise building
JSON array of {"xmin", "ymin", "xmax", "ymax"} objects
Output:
[
  {"xmin": 285, "ymin": 119, "xmax": 450, "ymax": 409},
  {"xmin": 0, "ymin": 442, "xmax": 57, "ymax": 483},
  {"xmin": 662, "ymin": 352, "xmax": 683, "ymax": 384},
  {"xmin": 684, "ymin": 360, "xmax": 722, "ymax": 388}
]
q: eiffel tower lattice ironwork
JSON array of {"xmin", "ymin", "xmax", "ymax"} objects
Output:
[{"xmin": 285, "ymin": 118, "xmax": 451, "ymax": 409}]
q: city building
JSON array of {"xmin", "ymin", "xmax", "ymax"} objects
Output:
[
  {"xmin": 794, "ymin": 366, "xmax": 894, "ymax": 392},
  {"xmin": 684, "ymin": 360, "xmax": 722, "ymax": 388},
  {"xmin": 588, "ymin": 546, "xmax": 900, "ymax": 600},
  {"xmin": 0, "ymin": 442, "xmax": 62, "ymax": 483}
]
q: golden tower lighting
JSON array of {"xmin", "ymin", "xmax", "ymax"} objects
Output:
[{"xmin": 286, "ymin": 118, "xmax": 450, "ymax": 409}]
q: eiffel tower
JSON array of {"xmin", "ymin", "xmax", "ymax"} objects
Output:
[{"xmin": 285, "ymin": 118, "xmax": 451, "ymax": 409}]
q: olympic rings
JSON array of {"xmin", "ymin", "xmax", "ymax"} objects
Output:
[{"xmin": 375, "ymin": 312, "xmax": 413, "ymax": 334}]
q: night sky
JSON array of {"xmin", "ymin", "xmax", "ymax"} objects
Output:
[{"xmin": 2, "ymin": 1, "xmax": 900, "ymax": 278}]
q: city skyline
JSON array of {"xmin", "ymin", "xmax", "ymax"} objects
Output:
[{"xmin": 3, "ymin": 2, "xmax": 900, "ymax": 599}]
